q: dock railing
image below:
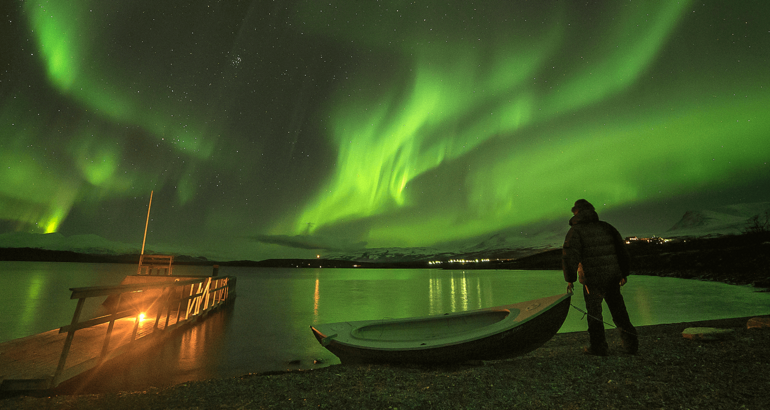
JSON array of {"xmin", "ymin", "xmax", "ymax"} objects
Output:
[{"xmin": 51, "ymin": 275, "xmax": 236, "ymax": 388}]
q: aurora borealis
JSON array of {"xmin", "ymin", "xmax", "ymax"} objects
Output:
[{"xmin": 2, "ymin": 1, "xmax": 769, "ymax": 260}]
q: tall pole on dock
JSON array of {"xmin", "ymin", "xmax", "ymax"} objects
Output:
[{"xmin": 138, "ymin": 191, "xmax": 153, "ymax": 274}]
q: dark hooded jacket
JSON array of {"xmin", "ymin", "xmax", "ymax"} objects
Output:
[{"xmin": 562, "ymin": 209, "xmax": 630, "ymax": 287}]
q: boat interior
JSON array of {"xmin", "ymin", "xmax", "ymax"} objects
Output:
[{"xmin": 351, "ymin": 308, "xmax": 517, "ymax": 341}]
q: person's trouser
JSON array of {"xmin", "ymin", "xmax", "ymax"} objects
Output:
[{"xmin": 583, "ymin": 283, "xmax": 638, "ymax": 354}]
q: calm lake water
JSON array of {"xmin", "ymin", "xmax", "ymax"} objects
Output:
[{"xmin": 1, "ymin": 261, "xmax": 769, "ymax": 393}]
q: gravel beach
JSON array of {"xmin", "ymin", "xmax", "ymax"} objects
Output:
[{"xmin": 2, "ymin": 315, "xmax": 768, "ymax": 410}]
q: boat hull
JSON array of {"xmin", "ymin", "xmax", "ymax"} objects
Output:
[{"xmin": 311, "ymin": 293, "xmax": 571, "ymax": 364}]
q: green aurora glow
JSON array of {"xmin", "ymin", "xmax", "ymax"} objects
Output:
[{"xmin": 1, "ymin": 1, "xmax": 769, "ymax": 259}]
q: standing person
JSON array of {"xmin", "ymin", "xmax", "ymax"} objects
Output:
[{"xmin": 562, "ymin": 199, "xmax": 638, "ymax": 356}]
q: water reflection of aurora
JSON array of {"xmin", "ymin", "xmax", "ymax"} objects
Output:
[{"xmin": 3, "ymin": 1, "xmax": 769, "ymax": 260}]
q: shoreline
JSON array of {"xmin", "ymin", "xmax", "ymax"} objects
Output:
[
  {"xmin": 3, "ymin": 315, "xmax": 769, "ymax": 409},
  {"xmin": 2, "ymin": 233, "xmax": 769, "ymax": 290},
  {"xmin": 502, "ymin": 232, "xmax": 770, "ymax": 290}
]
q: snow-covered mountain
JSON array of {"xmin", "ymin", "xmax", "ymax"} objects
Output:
[
  {"xmin": 0, "ymin": 231, "xmax": 216, "ymax": 261},
  {"xmin": 666, "ymin": 202, "xmax": 770, "ymax": 237},
  {"xmin": 324, "ymin": 229, "xmax": 566, "ymax": 263},
  {"xmin": 325, "ymin": 202, "xmax": 770, "ymax": 263},
  {"xmin": 2, "ymin": 202, "xmax": 768, "ymax": 263},
  {"xmin": 0, "ymin": 232, "xmax": 140, "ymax": 255}
]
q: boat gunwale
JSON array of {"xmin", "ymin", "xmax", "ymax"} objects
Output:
[{"xmin": 314, "ymin": 294, "xmax": 570, "ymax": 351}]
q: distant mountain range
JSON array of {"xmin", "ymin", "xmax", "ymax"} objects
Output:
[
  {"xmin": 323, "ymin": 202, "xmax": 770, "ymax": 263},
  {"xmin": 0, "ymin": 232, "xmax": 140, "ymax": 255},
  {"xmin": 1, "ymin": 202, "xmax": 767, "ymax": 264},
  {"xmin": 666, "ymin": 202, "xmax": 770, "ymax": 235}
]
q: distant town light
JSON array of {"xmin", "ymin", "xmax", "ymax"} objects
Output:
[
  {"xmin": 428, "ymin": 258, "xmax": 493, "ymax": 265},
  {"xmin": 625, "ymin": 236, "xmax": 671, "ymax": 245}
]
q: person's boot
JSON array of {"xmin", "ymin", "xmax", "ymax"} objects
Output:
[
  {"xmin": 582, "ymin": 346, "xmax": 608, "ymax": 356},
  {"xmin": 620, "ymin": 327, "xmax": 638, "ymax": 355}
]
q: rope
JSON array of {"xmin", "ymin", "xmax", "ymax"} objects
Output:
[
  {"xmin": 568, "ymin": 302, "xmax": 638, "ymax": 337},
  {"xmin": 569, "ymin": 302, "xmax": 615, "ymax": 328}
]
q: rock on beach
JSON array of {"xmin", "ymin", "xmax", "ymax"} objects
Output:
[{"xmin": 681, "ymin": 327, "xmax": 735, "ymax": 341}]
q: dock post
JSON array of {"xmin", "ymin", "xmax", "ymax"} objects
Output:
[
  {"xmin": 165, "ymin": 287, "xmax": 176, "ymax": 328},
  {"xmin": 214, "ymin": 278, "xmax": 222, "ymax": 304},
  {"xmin": 153, "ymin": 287, "xmax": 167, "ymax": 330},
  {"xmin": 52, "ymin": 297, "xmax": 86, "ymax": 387},
  {"xmin": 204, "ymin": 278, "xmax": 211, "ymax": 311},
  {"xmin": 185, "ymin": 284, "xmax": 195, "ymax": 320},
  {"xmin": 100, "ymin": 293, "xmax": 122, "ymax": 359},
  {"xmin": 130, "ymin": 313, "xmax": 141, "ymax": 341},
  {"xmin": 176, "ymin": 286, "xmax": 185, "ymax": 323}
]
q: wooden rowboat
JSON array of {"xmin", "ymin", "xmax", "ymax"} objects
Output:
[{"xmin": 310, "ymin": 293, "xmax": 571, "ymax": 364}]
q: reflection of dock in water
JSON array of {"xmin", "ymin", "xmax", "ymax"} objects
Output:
[{"xmin": 0, "ymin": 267, "xmax": 236, "ymax": 391}]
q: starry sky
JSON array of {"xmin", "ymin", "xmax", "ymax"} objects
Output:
[{"xmin": 1, "ymin": 1, "xmax": 769, "ymax": 260}]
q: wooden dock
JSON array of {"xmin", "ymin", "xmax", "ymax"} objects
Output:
[{"xmin": 0, "ymin": 273, "xmax": 236, "ymax": 391}]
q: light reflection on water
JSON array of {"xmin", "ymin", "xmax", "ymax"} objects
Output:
[
  {"xmin": 1, "ymin": 262, "xmax": 769, "ymax": 393},
  {"xmin": 427, "ymin": 271, "xmax": 492, "ymax": 315},
  {"xmin": 0, "ymin": 262, "xmax": 135, "ymax": 342}
]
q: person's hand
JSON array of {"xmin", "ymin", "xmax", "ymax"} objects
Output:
[
  {"xmin": 619, "ymin": 277, "xmax": 628, "ymax": 286},
  {"xmin": 567, "ymin": 282, "xmax": 574, "ymax": 293}
]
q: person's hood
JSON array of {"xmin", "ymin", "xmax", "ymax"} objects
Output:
[{"xmin": 569, "ymin": 209, "xmax": 600, "ymax": 226}]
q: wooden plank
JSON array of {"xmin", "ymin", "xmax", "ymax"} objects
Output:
[
  {"xmin": 1, "ymin": 319, "xmax": 129, "ymax": 385},
  {"xmin": 0, "ymin": 314, "xmax": 178, "ymax": 390}
]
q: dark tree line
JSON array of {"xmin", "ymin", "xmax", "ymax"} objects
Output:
[{"xmin": 743, "ymin": 210, "xmax": 770, "ymax": 234}]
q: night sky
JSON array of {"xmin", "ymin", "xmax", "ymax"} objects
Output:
[{"xmin": 2, "ymin": 1, "xmax": 769, "ymax": 260}]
